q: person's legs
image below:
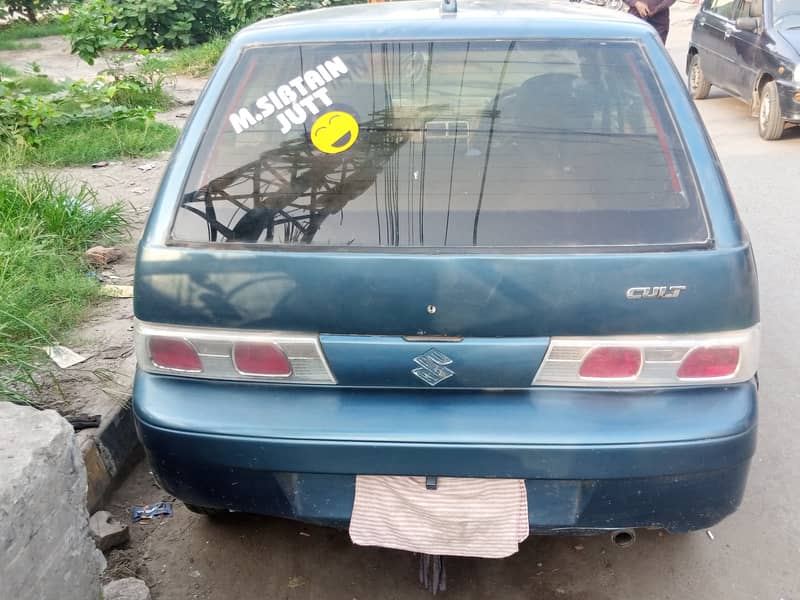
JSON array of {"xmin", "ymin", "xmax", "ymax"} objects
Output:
[{"xmin": 647, "ymin": 10, "xmax": 670, "ymax": 43}]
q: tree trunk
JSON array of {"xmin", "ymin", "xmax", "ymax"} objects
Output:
[{"xmin": 25, "ymin": 5, "xmax": 39, "ymax": 23}]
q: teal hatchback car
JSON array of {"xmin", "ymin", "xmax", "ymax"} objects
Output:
[{"xmin": 133, "ymin": 0, "xmax": 759, "ymax": 569}]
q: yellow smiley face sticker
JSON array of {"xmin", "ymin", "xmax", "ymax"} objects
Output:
[{"xmin": 310, "ymin": 111, "xmax": 359, "ymax": 154}]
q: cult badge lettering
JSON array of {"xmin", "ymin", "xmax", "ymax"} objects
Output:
[{"xmin": 228, "ymin": 56, "xmax": 349, "ymax": 135}]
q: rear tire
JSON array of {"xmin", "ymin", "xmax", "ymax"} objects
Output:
[
  {"xmin": 184, "ymin": 503, "xmax": 228, "ymax": 518},
  {"xmin": 688, "ymin": 54, "xmax": 712, "ymax": 100},
  {"xmin": 758, "ymin": 80, "xmax": 785, "ymax": 140}
]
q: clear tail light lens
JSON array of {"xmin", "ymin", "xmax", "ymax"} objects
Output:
[
  {"xmin": 677, "ymin": 347, "xmax": 740, "ymax": 379},
  {"xmin": 578, "ymin": 347, "xmax": 642, "ymax": 379},
  {"xmin": 148, "ymin": 338, "xmax": 202, "ymax": 372},
  {"xmin": 136, "ymin": 321, "xmax": 335, "ymax": 384},
  {"xmin": 534, "ymin": 325, "xmax": 759, "ymax": 387},
  {"xmin": 233, "ymin": 342, "xmax": 292, "ymax": 377}
]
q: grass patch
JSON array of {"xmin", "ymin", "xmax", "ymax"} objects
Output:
[
  {"xmin": 110, "ymin": 77, "xmax": 174, "ymax": 111},
  {"xmin": 146, "ymin": 36, "xmax": 229, "ymax": 77},
  {"xmin": 0, "ymin": 63, "xmax": 18, "ymax": 78},
  {"xmin": 18, "ymin": 118, "xmax": 179, "ymax": 166},
  {"xmin": 0, "ymin": 174, "xmax": 125, "ymax": 404},
  {"xmin": 1, "ymin": 58, "xmax": 177, "ymax": 165},
  {"xmin": 0, "ymin": 18, "xmax": 68, "ymax": 42},
  {"xmin": 0, "ymin": 39, "xmax": 41, "ymax": 50},
  {"xmin": 14, "ymin": 74, "xmax": 63, "ymax": 94}
]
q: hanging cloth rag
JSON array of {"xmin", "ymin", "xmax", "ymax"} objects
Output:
[{"xmin": 349, "ymin": 475, "xmax": 529, "ymax": 559}]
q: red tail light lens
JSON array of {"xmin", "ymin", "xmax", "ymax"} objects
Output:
[
  {"xmin": 148, "ymin": 337, "xmax": 202, "ymax": 372},
  {"xmin": 534, "ymin": 327, "xmax": 759, "ymax": 387},
  {"xmin": 677, "ymin": 347, "xmax": 740, "ymax": 379},
  {"xmin": 579, "ymin": 347, "xmax": 642, "ymax": 379},
  {"xmin": 233, "ymin": 342, "xmax": 292, "ymax": 377}
]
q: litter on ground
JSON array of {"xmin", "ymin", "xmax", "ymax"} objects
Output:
[{"xmin": 44, "ymin": 345, "xmax": 89, "ymax": 368}]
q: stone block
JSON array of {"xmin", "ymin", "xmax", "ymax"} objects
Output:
[
  {"xmin": 90, "ymin": 510, "xmax": 130, "ymax": 551},
  {"xmin": 103, "ymin": 578, "xmax": 152, "ymax": 600},
  {"xmin": 0, "ymin": 402, "xmax": 106, "ymax": 600}
]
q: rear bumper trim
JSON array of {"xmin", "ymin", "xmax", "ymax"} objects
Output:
[
  {"xmin": 136, "ymin": 416, "xmax": 756, "ymax": 480},
  {"xmin": 134, "ymin": 370, "xmax": 757, "ymax": 479}
]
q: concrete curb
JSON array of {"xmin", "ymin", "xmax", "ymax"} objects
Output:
[{"xmin": 81, "ymin": 400, "xmax": 142, "ymax": 512}]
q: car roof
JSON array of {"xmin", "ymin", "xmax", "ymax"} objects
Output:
[{"xmin": 234, "ymin": 0, "xmax": 653, "ymax": 46}]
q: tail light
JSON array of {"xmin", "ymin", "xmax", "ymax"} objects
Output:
[
  {"xmin": 233, "ymin": 342, "xmax": 292, "ymax": 377},
  {"xmin": 135, "ymin": 321, "xmax": 335, "ymax": 384},
  {"xmin": 534, "ymin": 325, "xmax": 759, "ymax": 387},
  {"xmin": 677, "ymin": 347, "xmax": 739, "ymax": 379},
  {"xmin": 148, "ymin": 337, "xmax": 202, "ymax": 372},
  {"xmin": 578, "ymin": 347, "xmax": 641, "ymax": 379}
]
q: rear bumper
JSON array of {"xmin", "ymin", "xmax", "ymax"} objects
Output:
[{"xmin": 134, "ymin": 371, "xmax": 757, "ymax": 532}]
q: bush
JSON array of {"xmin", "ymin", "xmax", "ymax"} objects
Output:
[
  {"xmin": 113, "ymin": 0, "xmax": 221, "ymax": 50},
  {"xmin": 66, "ymin": 0, "xmax": 225, "ymax": 64},
  {"xmin": 66, "ymin": 0, "xmax": 369, "ymax": 65},
  {"xmin": 218, "ymin": 0, "xmax": 363, "ymax": 27},
  {"xmin": 64, "ymin": 0, "xmax": 126, "ymax": 65}
]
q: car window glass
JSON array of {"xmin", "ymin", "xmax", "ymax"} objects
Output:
[
  {"xmin": 773, "ymin": 0, "xmax": 800, "ymax": 25},
  {"xmin": 709, "ymin": 0, "xmax": 738, "ymax": 18},
  {"xmin": 172, "ymin": 40, "xmax": 708, "ymax": 249},
  {"xmin": 734, "ymin": 0, "xmax": 753, "ymax": 18}
]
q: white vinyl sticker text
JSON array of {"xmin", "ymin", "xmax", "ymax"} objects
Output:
[{"xmin": 228, "ymin": 56, "xmax": 349, "ymax": 135}]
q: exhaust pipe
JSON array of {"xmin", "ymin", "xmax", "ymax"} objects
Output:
[{"xmin": 610, "ymin": 529, "xmax": 636, "ymax": 548}]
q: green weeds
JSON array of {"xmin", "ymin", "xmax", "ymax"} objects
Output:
[
  {"xmin": 13, "ymin": 73, "xmax": 63, "ymax": 94},
  {"xmin": 0, "ymin": 174, "xmax": 125, "ymax": 404},
  {"xmin": 0, "ymin": 62, "xmax": 18, "ymax": 78},
  {"xmin": 0, "ymin": 18, "xmax": 67, "ymax": 50},
  {"xmin": 151, "ymin": 36, "xmax": 228, "ymax": 77},
  {"xmin": 0, "ymin": 40, "xmax": 40, "ymax": 50},
  {"xmin": 0, "ymin": 18, "xmax": 67, "ymax": 41},
  {"xmin": 0, "ymin": 64, "xmax": 178, "ymax": 166},
  {"xmin": 20, "ymin": 118, "xmax": 179, "ymax": 166}
]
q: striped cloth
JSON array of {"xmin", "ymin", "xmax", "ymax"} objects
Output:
[{"xmin": 349, "ymin": 476, "xmax": 529, "ymax": 559}]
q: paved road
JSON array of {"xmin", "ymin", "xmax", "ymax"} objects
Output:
[{"xmin": 111, "ymin": 9, "xmax": 800, "ymax": 599}]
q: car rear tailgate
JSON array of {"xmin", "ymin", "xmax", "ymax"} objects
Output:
[{"xmin": 134, "ymin": 244, "xmax": 758, "ymax": 339}]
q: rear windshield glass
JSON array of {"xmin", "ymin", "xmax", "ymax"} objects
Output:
[{"xmin": 172, "ymin": 40, "xmax": 709, "ymax": 249}]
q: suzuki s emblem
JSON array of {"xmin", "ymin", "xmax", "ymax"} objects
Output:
[
  {"xmin": 412, "ymin": 349, "xmax": 454, "ymax": 386},
  {"xmin": 626, "ymin": 285, "xmax": 687, "ymax": 300}
]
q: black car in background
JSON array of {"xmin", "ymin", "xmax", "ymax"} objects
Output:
[{"xmin": 687, "ymin": 0, "xmax": 800, "ymax": 139}]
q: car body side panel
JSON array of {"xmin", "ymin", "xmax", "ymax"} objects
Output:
[
  {"xmin": 729, "ymin": 26, "xmax": 761, "ymax": 98},
  {"xmin": 694, "ymin": 0, "xmax": 741, "ymax": 92}
]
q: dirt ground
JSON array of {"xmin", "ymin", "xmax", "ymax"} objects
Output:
[{"xmin": 107, "ymin": 460, "xmax": 656, "ymax": 600}]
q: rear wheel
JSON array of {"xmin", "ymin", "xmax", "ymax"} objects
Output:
[
  {"xmin": 688, "ymin": 54, "xmax": 712, "ymax": 100},
  {"xmin": 758, "ymin": 80, "xmax": 785, "ymax": 140}
]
